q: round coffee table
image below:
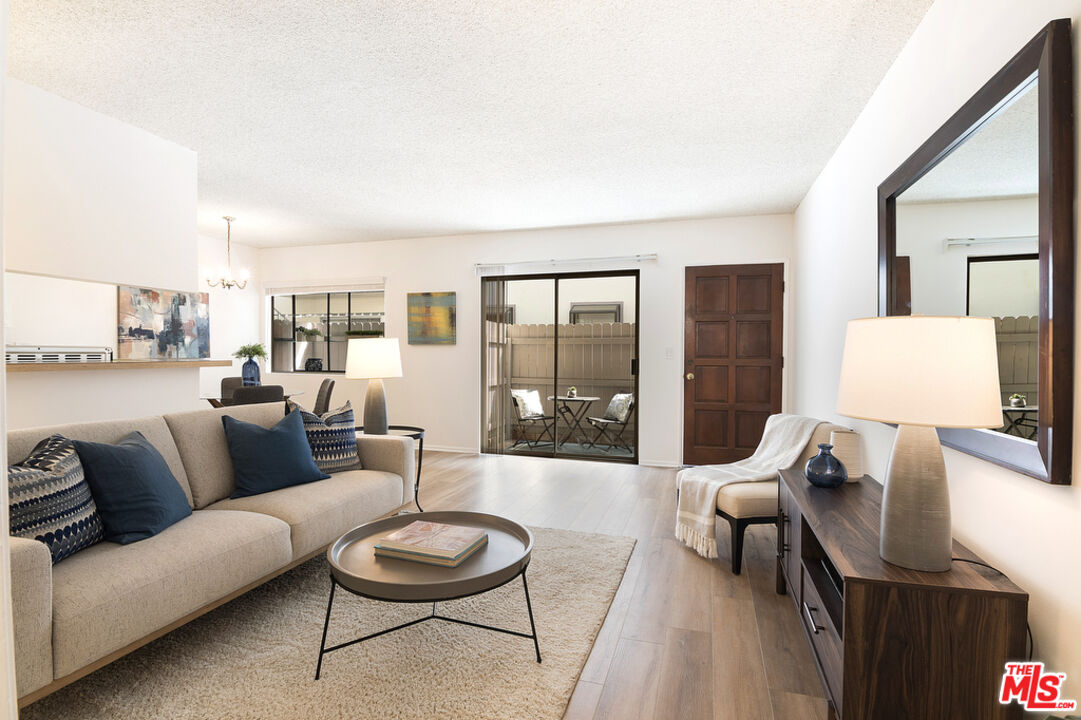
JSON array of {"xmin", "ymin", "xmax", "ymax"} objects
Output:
[{"xmin": 315, "ymin": 511, "xmax": 540, "ymax": 679}]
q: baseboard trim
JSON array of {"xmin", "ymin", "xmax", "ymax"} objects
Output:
[
  {"xmin": 640, "ymin": 459, "xmax": 682, "ymax": 468},
  {"xmin": 425, "ymin": 445, "xmax": 478, "ymax": 454}
]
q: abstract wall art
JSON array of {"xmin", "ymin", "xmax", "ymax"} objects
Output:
[
  {"xmin": 407, "ymin": 291, "xmax": 456, "ymax": 345},
  {"xmin": 117, "ymin": 285, "xmax": 210, "ymax": 360}
]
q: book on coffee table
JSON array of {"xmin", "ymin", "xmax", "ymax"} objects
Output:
[{"xmin": 374, "ymin": 521, "xmax": 488, "ymax": 567}]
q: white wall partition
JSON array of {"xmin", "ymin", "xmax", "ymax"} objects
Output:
[
  {"xmin": 792, "ymin": 0, "xmax": 1081, "ymax": 693},
  {"xmin": 0, "ymin": 0, "xmax": 18, "ymax": 712},
  {"xmin": 0, "ymin": 82, "xmax": 260, "ymax": 429}
]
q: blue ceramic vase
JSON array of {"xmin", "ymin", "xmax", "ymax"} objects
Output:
[
  {"xmin": 805, "ymin": 443, "xmax": 847, "ymax": 488},
  {"xmin": 242, "ymin": 357, "xmax": 261, "ymax": 386}
]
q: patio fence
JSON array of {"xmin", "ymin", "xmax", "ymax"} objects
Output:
[{"xmin": 486, "ymin": 322, "xmax": 637, "ymax": 445}]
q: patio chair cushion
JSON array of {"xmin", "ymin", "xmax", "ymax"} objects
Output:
[
  {"xmin": 604, "ymin": 393, "xmax": 634, "ymax": 423},
  {"xmin": 511, "ymin": 389, "xmax": 545, "ymax": 418}
]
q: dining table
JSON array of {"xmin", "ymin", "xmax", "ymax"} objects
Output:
[{"xmin": 200, "ymin": 390, "xmax": 304, "ymax": 407}]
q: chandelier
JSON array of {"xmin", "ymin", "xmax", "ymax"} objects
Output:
[{"xmin": 206, "ymin": 216, "xmax": 248, "ymax": 290}]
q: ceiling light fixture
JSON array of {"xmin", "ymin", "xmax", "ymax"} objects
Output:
[{"xmin": 206, "ymin": 215, "xmax": 249, "ymax": 290}]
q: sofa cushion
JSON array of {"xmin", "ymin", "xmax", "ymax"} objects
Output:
[
  {"xmin": 8, "ymin": 416, "xmax": 194, "ymax": 507},
  {"xmin": 205, "ymin": 469, "xmax": 404, "ymax": 559},
  {"xmin": 286, "ymin": 400, "xmax": 362, "ymax": 473},
  {"xmin": 73, "ymin": 432, "xmax": 193, "ymax": 544},
  {"xmin": 222, "ymin": 411, "xmax": 330, "ymax": 498},
  {"xmin": 49, "ymin": 509, "xmax": 291, "ymax": 678},
  {"xmin": 163, "ymin": 403, "xmax": 289, "ymax": 509},
  {"xmin": 8, "ymin": 435, "xmax": 104, "ymax": 563}
]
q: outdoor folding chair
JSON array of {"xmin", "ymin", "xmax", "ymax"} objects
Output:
[
  {"xmin": 510, "ymin": 390, "xmax": 556, "ymax": 450},
  {"xmin": 587, "ymin": 393, "xmax": 635, "ymax": 453}
]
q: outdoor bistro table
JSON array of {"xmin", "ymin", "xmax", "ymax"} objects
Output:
[
  {"xmin": 1001, "ymin": 405, "xmax": 1038, "ymax": 440},
  {"xmin": 548, "ymin": 395, "xmax": 600, "ymax": 447}
]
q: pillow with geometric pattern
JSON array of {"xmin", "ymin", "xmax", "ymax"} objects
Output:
[
  {"xmin": 286, "ymin": 400, "xmax": 362, "ymax": 473},
  {"xmin": 604, "ymin": 393, "xmax": 635, "ymax": 423},
  {"xmin": 8, "ymin": 435, "xmax": 104, "ymax": 563}
]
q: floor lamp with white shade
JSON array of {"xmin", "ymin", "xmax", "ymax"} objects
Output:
[
  {"xmin": 346, "ymin": 338, "xmax": 403, "ymax": 435},
  {"xmin": 836, "ymin": 316, "xmax": 1002, "ymax": 572}
]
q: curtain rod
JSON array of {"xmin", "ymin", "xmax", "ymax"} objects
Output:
[
  {"xmin": 944, "ymin": 235, "xmax": 1037, "ymax": 249},
  {"xmin": 474, "ymin": 253, "xmax": 658, "ymax": 274}
]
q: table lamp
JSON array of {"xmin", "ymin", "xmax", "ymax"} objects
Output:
[
  {"xmin": 346, "ymin": 338, "xmax": 403, "ymax": 435},
  {"xmin": 836, "ymin": 316, "xmax": 1001, "ymax": 572}
]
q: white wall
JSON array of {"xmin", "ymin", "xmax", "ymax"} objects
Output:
[
  {"xmin": 4, "ymin": 79, "xmax": 197, "ymax": 289},
  {"xmin": 897, "ymin": 196, "xmax": 1038, "ymax": 315},
  {"xmin": 260, "ymin": 214, "xmax": 793, "ymax": 462},
  {"xmin": 0, "ymin": 82, "xmax": 231, "ymax": 429},
  {"xmin": 0, "ymin": 0, "xmax": 18, "ymax": 712},
  {"xmin": 4, "ymin": 272, "xmax": 116, "ymax": 349},
  {"xmin": 197, "ymin": 234, "xmax": 261, "ymax": 397},
  {"xmin": 792, "ymin": 0, "xmax": 1081, "ymax": 694}
]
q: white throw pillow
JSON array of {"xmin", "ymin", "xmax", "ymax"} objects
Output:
[
  {"xmin": 511, "ymin": 389, "xmax": 546, "ymax": 418},
  {"xmin": 604, "ymin": 393, "xmax": 634, "ymax": 423}
]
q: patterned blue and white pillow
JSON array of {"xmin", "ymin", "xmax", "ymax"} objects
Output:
[
  {"xmin": 8, "ymin": 435, "xmax": 104, "ymax": 563},
  {"xmin": 286, "ymin": 400, "xmax": 362, "ymax": 473}
]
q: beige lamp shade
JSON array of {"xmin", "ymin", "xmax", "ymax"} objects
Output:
[
  {"xmin": 836, "ymin": 316, "xmax": 1002, "ymax": 428},
  {"xmin": 345, "ymin": 338, "xmax": 403, "ymax": 379}
]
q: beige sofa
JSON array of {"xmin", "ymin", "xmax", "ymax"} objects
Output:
[{"xmin": 8, "ymin": 403, "xmax": 415, "ymax": 706}]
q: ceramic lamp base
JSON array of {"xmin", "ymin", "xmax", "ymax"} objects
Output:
[
  {"xmin": 880, "ymin": 424, "xmax": 952, "ymax": 572},
  {"xmin": 363, "ymin": 378, "xmax": 389, "ymax": 435}
]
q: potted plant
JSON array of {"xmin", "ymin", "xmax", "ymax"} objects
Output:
[
  {"xmin": 297, "ymin": 327, "xmax": 324, "ymax": 341},
  {"xmin": 567, "ymin": 386, "xmax": 578, "ymax": 398},
  {"xmin": 233, "ymin": 343, "xmax": 268, "ymax": 386},
  {"xmin": 1009, "ymin": 393, "xmax": 1027, "ymax": 408}
]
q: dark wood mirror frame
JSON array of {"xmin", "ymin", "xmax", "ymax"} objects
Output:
[{"xmin": 878, "ymin": 19, "xmax": 1074, "ymax": 485}]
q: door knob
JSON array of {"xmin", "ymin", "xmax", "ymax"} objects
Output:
[{"xmin": 686, "ymin": 372, "xmax": 695, "ymax": 380}]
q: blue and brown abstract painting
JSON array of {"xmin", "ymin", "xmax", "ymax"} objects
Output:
[
  {"xmin": 117, "ymin": 286, "xmax": 210, "ymax": 360},
  {"xmin": 408, "ymin": 292, "xmax": 456, "ymax": 345}
]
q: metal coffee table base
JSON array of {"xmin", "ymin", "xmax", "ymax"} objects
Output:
[{"xmin": 315, "ymin": 568, "xmax": 542, "ymax": 679}]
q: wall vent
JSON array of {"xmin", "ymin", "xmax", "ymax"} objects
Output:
[{"xmin": 5, "ymin": 346, "xmax": 113, "ymax": 365}]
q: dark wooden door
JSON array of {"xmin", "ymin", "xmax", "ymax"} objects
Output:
[{"xmin": 683, "ymin": 264, "xmax": 784, "ymax": 465}]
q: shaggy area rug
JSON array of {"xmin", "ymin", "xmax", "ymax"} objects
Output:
[{"xmin": 23, "ymin": 527, "xmax": 634, "ymax": 720}]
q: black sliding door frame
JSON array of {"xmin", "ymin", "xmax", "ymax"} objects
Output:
[{"xmin": 480, "ymin": 269, "xmax": 641, "ymax": 464}]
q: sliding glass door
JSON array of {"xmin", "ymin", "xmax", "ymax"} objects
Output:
[{"xmin": 481, "ymin": 271, "xmax": 639, "ymax": 463}]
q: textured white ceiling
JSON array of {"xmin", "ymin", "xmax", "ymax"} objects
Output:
[
  {"xmin": 10, "ymin": 0, "xmax": 933, "ymax": 247},
  {"xmin": 899, "ymin": 80, "xmax": 1038, "ymax": 204}
]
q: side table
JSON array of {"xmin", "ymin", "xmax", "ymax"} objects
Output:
[{"xmin": 355, "ymin": 425, "xmax": 426, "ymax": 511}]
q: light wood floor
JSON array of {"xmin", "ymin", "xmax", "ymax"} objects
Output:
[{"xmin": 417, "ymin": 451, "xmax": 829, "ymax": 720}]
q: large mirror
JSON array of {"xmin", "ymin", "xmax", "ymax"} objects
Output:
[{"xmin": 878, "ymin": 19, "xmax": 1074, "ymax": 484}]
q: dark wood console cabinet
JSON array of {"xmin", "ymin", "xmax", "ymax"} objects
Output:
[{"xmin": 776, "ymin": 469, "xmax": 1028, "ymax": 720}]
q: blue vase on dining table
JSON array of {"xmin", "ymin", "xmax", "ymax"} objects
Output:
[{"xmin": 242, "ymin": 357, "xmax": 261, "ymax": 386}]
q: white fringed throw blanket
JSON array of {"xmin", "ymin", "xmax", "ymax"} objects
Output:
[{"xmin": 675, "ymin": 414, "xmax": 823, "ymax": 558}]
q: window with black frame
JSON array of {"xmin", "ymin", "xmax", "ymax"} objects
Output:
[{"xmin": 270, "ymin": 290, "xmax": 385, "ymax": 372}]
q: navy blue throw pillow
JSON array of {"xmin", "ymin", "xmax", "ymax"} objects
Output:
[
  {"xmin": 222, "ymin": 410, "xmax": 330, "ymax": 498},
  {"xmin": 73, "ymin": 432, "xmax": 192, "ymax": 544}
]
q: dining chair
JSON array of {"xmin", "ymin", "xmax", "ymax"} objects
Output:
[
  {"xmin": 313, "ymin": 378, "xmax": 336, "ymax": 415},
  {"xmin": 231, "ymin": 385, "xmax": 285, "ymax": 405},
  {"xmin": 220, "ymin": 377, "xmax": 244, "ymax": 406}
]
